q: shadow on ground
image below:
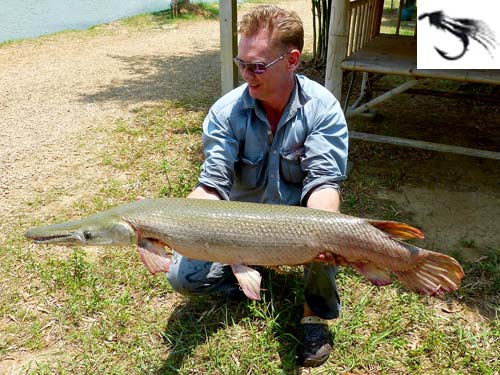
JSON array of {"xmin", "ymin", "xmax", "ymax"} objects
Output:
[
  {"xmin": 155, "ymin": 269, "xmax": 304, "ymax": 374},
  {"xmin": 79, "ymin": 50, "xmax": 222, "ymax": 106},
  {"xmin": 156, "ymin": 269, "xmax": 303, "ymax": 375}
]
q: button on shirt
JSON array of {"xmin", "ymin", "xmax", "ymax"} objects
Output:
[{"xmin": 198, "ymin": 74, "xmax": 348, "ymax": 206}]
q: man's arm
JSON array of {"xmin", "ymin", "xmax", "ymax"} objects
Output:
[
  {"xmin": 306, "ymin": 187, "xmax": 340, "ymax": 212},
  {"xmin": 300, "ymin": 91, "xmax": 348, "ymax": 206}
]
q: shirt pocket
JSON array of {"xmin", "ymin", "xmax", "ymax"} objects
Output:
[
  {"xmin": 235, "ymin": 153, "xmax": 265, "ymax": 188},
  {"xmin": 280, "ymin": 146, "xmax": 306, "ymax": 185}
]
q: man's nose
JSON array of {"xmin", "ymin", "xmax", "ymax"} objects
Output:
[{"xmin": 241, "ymin": 66, "xmax": 256, "ymax": 81}]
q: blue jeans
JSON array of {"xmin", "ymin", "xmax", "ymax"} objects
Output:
[{"xmin": 167, "ymin": 251, "xmax": 341, "ymax": 319}]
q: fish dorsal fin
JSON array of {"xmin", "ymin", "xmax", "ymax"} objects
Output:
[
  {"xmin": 231, "ymin": 264, "xmax": 262, "ymax": 301},
  {"xmin": 368, "ymin": 220, "xmax": 424, "ymax": 240},
  {"xmin": 137, "ymin": 238, "xmax": 171, "ymax": 274}
]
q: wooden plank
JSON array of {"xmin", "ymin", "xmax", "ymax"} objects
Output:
[
  {"xmin": 353, "ymin": 6, "xmax": 361, "ymax": 51},
  {"xmin": 219, "ymin": 0, "xmax": 238, "ymax": 95},
  {"xmin": 350, "ymin": 131, "xmax": 500, "ymax": 160},
  {"xmin": 341, "ymin": 34, "xmax": 500, "ymax": 85},
  {"xmin": 350, "ymin": 0, "xmax": 369, "ymax": 10},
  {"xmin": 347, "ymin": 78, "xmax": 419, "ymax": 116},
  {"xmin": 368, "ymin": 0, "xmax": 377, "ymax": 40},
  {"xmin": 348, "ymin": 7, "xmax": 356, "ymax": 55},
  {"xmin": 360, "ymin": 4, "xmax": 367, "ymax": 49},
  {"xmin": 363, "ymin": 2, "xmax": 371, "ymax": 45},
  {"xmin": 374, "ymin": 87, "xmax": 500, "ymax": 104}
]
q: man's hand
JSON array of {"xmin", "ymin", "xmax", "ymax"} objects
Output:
[
  {"xmin": 306, "ymin": 187, "xmax": 340, "ymax": 213},
  {"xmin": 187, "ymin": 185, "xmax": 221, "ymax": 200}
]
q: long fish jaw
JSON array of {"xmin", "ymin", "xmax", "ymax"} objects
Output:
[{"xmin": 25, "ymin": 216, "xmax": 137, "ymax": 247}]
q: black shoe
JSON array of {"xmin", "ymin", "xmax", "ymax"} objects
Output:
[
  {"xmin": 298, "ymin": 317, "xmax": 332, "ymax": 367},
  {"xmin": 225, "ymin": 286, "xmax": 246, "ymax": 301}
]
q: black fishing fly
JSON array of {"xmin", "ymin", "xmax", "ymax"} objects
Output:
[{"xmin": 418, "ymin": 10, "xmax": 497, "ymax": 60}]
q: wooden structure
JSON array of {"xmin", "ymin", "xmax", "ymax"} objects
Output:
[
  {"xmin": 324, "ymin": 0, "xmax": 500, "ymax": 160},
  {"xmin": 217, "ymin": 0, "xmax": 500, "ymax": 159}
]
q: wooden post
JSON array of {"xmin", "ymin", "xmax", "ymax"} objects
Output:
[
  {"xmin": 325, "ymin": 0, "xmax": 349, "ymax": 100},
  {"xmin": 348, "ymin": 7, "xmax": 355, "ymax": 55},
  {"xmin": 219, "ymin": 0, "xmax": 238, "ymax": 95},
  {"xmin": 374, "ymin": 0, "xmax": 384, "ymax": 37},
  {"xmin": 396, "ymin": 0, "xmax": 404, "ymax": 35}
]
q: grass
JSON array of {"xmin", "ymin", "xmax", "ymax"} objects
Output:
[
  {"xmin": 381, "ymin": 0, "xmax": 416, "ymax": 36},
  {"xmin": 1, "ymin": 3, "xmax": 499, "ymax": 375},
  {"xmin": 121, "ymin": 3, "xmax": 219, "ymax": 30},
  {"xmin": 2, "ymin": 92, "xmax": 498, "ymax": 374}
]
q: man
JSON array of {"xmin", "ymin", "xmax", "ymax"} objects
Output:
[{"xmin": 167, "ymin": 5, "xmax": 348, "ymax": 368}]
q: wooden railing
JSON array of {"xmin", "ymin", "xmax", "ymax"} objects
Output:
[{"xmin": 347, "ymin": 0, "xmax": 383, "ymax": 56}]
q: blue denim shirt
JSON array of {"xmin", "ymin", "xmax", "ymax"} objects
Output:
[{"xmin": 198, "ymin": 74, "xmax": 348, "ymax": 206}]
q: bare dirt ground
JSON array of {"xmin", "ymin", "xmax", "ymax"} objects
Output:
[
  {"xmin": 0, "ymin": 0, "xmax": 314, "ymax": 236},
  {"xmin": 0, "ymin": 18, "xmax": 216, "ymax": 236}
]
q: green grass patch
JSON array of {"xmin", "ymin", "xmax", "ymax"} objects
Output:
[
  {"xmin": 121, "ymin": 2, "xmax": 219, "ymax": 30},
  {"xmin": 2, "ymin": 92, "xmax": 499, "ymax": 374},
  {"xmin": 2, "ymin": 105, "xmax": 500, "ymax": 374},
  {"xmin": 100, "ymin": 100, "xmax": 206, "ymax": 200}
]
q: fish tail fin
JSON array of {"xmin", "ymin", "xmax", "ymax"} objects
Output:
[
  {"xmin": 393, "ymin": 242, "xmax": 464, "ymax": 295},
  {"xmin": 368, "ymin": 220, "xmax": 424, "ymax": 240}
]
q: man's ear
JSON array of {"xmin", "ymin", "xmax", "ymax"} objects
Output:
[{"xmin": 287, "ymin": 49, "xmax": 301, "ymax": 71}]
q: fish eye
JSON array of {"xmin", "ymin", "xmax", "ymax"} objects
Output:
[{"xmin": 83, "ymin": 231, "xmax": 92, "ymax": 240}]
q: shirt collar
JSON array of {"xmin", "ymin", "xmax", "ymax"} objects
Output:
[{"xmin": 241, "ymin": 74, "xmax": 308, "ymax": 112}]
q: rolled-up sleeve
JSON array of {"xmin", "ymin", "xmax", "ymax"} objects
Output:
[
  {"xmin": 300, "ymin": 98, "xmax": 348, "ymax": 204},
  {"xmin": 198, "ymin": 107, "xmax": 240, "ymax": 200}
]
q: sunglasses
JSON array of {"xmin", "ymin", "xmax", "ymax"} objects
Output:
[{"xmin": 233, "ymin": 51, "xmax": 290, "ymax": 75}]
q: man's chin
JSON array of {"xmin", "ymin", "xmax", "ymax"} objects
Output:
[{"xmin": 248, "ymin": 84, "xmax": 261, "ymax": 98}]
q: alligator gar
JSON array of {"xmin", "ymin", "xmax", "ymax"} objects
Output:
[{"xmin": 25, "ymin": 197, "xmax": 464, "ymax": 300}]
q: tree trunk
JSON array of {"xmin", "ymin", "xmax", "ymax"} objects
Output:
[{"xmin": 311, "ymin": 0, "xmax": 332, "ymax": 66}]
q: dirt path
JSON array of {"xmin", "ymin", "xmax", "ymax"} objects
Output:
[
  {"xmin": 0, "ymin": 20, "xmax": 215, "ymax": 229},
  {"xmin": 0, "ymin": 0, "xmax": 312, "ymax": 235}
]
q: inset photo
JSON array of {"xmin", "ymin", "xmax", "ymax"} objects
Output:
[{"xmin": 417, "ymin": 0, "xmax": 499, "ymax": 69}]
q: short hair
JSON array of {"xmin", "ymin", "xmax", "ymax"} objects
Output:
[{"xmin": 238, "ymin": 5, "xmax": 304, "ymax": 53}]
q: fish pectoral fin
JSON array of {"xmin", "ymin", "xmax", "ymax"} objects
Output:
[
  {"xmin": 351, "ymin": 262, "xmax": 393, "ymax": 286},
  {"xmin": 368, "ymin": 220, "xmax": 424, "ymax": 240},
  {"xmin": 231, "ymin": 264, "xmax": 262, "ymax": 301},
  {"xmin": 137, "ymin": 238, "xmax": 171, "ymax": 275}
]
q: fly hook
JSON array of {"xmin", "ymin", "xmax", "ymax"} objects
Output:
[{"xmin": 419, "ymin": 11, "xmax": 497, "ymax": 60}]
